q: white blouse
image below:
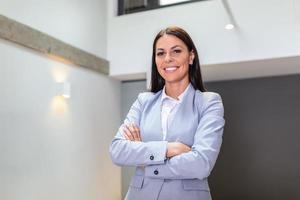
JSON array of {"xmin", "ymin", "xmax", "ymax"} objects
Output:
[{"xmin": 160, "ymin": 83, "xmax": 191, "ymax": 140}]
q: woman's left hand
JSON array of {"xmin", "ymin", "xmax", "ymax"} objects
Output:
[{"xmin": 122, "ymin": 123, "xmax": 141, "ymax": 141}]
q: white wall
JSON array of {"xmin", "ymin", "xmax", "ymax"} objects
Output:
[
  {"xmin": 0, "ymin": 0, "xmax": 107, "ymax": 58},
  {"xmin": 0, "ymin": 0, "xmax": 121, "ymax": 200},
  {"xmin": 107, "ymin": 0, "xmax": 300, "ymax": 81}
]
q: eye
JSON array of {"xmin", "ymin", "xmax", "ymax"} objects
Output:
[
  {"xmin": 173, "ymin": 49, "xmax": 182, "ymax": 54},
  {"xmin": 156, "ymin": 52, "xmax": 164, "ymax": 57}
]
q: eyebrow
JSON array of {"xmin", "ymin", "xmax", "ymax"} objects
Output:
[{"xmin": 156, "ymin": 45, "xmax": 183, "ymax": 51}]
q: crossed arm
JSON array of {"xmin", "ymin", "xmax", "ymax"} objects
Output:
[
  {"xmin": 123, "ymin": 123, "xmax": 191, "ymax": 158},
  {"xmin": 109, "ymin": 92, "xmax": 225, "ymax": 180}
]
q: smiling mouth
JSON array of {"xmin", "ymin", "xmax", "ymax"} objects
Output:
[{"xmin": 164, "ymin": 66, "xmax": 179, "ymax": 72}]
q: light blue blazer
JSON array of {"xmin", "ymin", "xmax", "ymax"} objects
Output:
[{"xmin": 109, "ymin": 85, "xmax": 225, "ymax": 200}]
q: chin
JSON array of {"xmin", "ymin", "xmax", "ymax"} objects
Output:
[
  {"xmin": 162, "ymin": 74, "xmax": 188, "ymax": 84},
  {"xmin": 164, "ymin": 78, "xmax": 183, "ymax": 84}
]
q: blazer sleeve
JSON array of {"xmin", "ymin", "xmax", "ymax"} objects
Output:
[
  {"xmin": 109, "ymin": 93, "xmax": 168, "ymax": 167},
  {"xmin": 144, "ymin": 92, "xmax": 225, "ymax": 180}
]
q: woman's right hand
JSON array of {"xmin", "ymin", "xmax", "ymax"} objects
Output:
[
  {"xmin": 122, "ymin": 123, "xmax": 141, "ymax": 141},
  {"xmin": 166, "ymin": 142, "xmax": 191, "ymax": 158}
]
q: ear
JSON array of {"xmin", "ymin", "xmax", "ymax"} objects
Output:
[{"xmin": 189, "ymin": 50, "xmax": 195, "ymax": 65}]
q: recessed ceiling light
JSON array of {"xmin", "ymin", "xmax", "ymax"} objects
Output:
[{"xmin": 225, "ymin": 23, "xmax": 235, "ymax": 30}]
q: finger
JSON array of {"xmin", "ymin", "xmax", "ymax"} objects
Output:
[
  {"xmin": 177, "ymin": 142, "xmax": 191, "ymax": 154},
  {"xmin": 123, "ymin": 132, "xmax": 130, "ymax": 140},
  {"xmin": 128, "ymin": 124, "xmax": 138, "ymax": 141},
  {"xmin": 121, "ymin": 125, "xmax": 129, "ymax": 139},
  {"xmin": 184, "ymin": 146, "xmax": 191, "ymax": 152},
  {"xmin": 125, "ymin": 131, "xmax": 134, "ymax": 141},
  {"xmin": 123, "ymin": 126, "xmax": 134, "ymax": 141},
  {"xmin": 132, "ymin": 124, "xmax": 141, "ymax": 141},
  {"xmin": 121, "ymin": 126, "xmax": 130, "ymax": 140},
  {"xmin": 183, "ymin": 144, "xmax": 191, "ymax": 152}
]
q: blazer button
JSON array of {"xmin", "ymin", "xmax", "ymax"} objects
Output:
[
  {"xmin": 150, "ymin": 155, "xmax": 154, "ymax": 160},
  {"xmin": 154, "ymin": 170, "xmax": 159, "ymax": 175}
]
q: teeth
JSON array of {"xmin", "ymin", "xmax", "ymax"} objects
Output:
[{"xmin": 165, "ymin": 67, "xmax": 177, "ymax": 71}]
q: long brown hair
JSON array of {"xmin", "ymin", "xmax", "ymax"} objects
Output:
[{"xmin": 150, "ymin": 26, "xmax": 206, "ymax": 93}]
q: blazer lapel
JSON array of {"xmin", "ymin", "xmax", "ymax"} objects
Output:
[{"xmin": 141, "ymin": 91, "xmax": 164, "ymax": 141}]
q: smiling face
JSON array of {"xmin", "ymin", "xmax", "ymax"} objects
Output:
[{"xmin": 155, "ymin": 34, "xmax": 194, "ymax": 86}]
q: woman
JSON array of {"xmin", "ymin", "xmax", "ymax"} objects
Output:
[{"xmin": 110, "ymin": 26, "xmax": 225, "ymax": 200}]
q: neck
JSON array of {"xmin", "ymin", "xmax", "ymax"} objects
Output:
[{"xmin": 165, "ymin": 80, "xmax": 189, "ymax": 99}]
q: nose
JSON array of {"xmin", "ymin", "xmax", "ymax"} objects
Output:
[{"xmin": 164, "ymin": 52, "xmax": 173, "ymax": 63}]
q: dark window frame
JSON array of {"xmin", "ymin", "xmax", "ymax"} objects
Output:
[{"xmin": 118, "ymin": 0, "xmax": 209, "ymax": 16}]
